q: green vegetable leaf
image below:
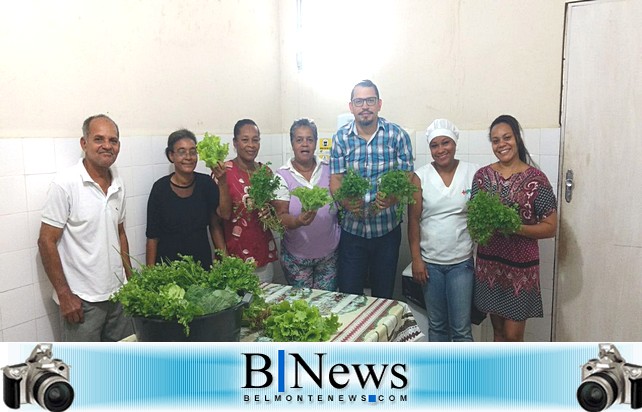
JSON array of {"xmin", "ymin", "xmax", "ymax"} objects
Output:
[
  {"xmin": 333, "ymin": 168, "xmax": 371, "ymax": 203},
  {"xmin": 290, "ymin": 186, "xmax": 333, "ymax": 212},
  {"xmin": 110, "ymin": 254, "xmax": 260, "ymax": 336},
  {"xmin": 467, "ymin": 191, "xmax": 522, "ymax": 246},
  {"xmin": 333, "ymin": 168, "xmax": 371, "ymax": 218},
  {"xmin": 197, "ymin": 132, "xmax": 229, "ymax": 168},
  {"xmin": 208, "ymin": 254, "xmax": 261, "ymax": 297},
  {"xmin": 263, "ymin": 299, "xmax": 341, "ymax": 342},
  {"xmin": 185, "ymin": 285, "xmax": 241, "ymax": 314},
  {"xmin": 376, "ymin": 169, "xmax": 417, "ymax": 222},
  {"xmin": 247, "ymin": 163, "xmax": 284, "ymax": 234}
]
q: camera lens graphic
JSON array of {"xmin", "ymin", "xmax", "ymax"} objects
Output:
[
  {"xmin": 577, "ymin": 372, "xmax": 618, "ymax": 412},
  {"xmin": 33, "ymin": 373, "xmax": 74, "ymax": 412},
  {"xmin": 44, "ymin": 382, "xmax": 73, "ymax": 411}
]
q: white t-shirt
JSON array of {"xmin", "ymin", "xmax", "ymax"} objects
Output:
[
  {"xmin": 414, "ymin": 161, "xmax": 480, "ymax": 265},
  {"xmin": 41, "ymin": 159, "xmax": 127, "ymax": 302}
]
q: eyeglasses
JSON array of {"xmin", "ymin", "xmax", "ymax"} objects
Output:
[
  {"xmin": 351, "ymin": 97, "xmax": 378, "ymax": 107},
  {"xmin": 173, "ymin": 149, "xmax": 197, "ymax": 158}
]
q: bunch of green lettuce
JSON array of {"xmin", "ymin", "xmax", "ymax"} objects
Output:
[
  {"xmin": 247, "ymin": 163, "xmax": 284, "ymax": 234},
  {"xmin": 467, "ymin": 190, "xmax": 522, "ymax": 246},
  {"xmin": 333, "ymin": 169, "xmax": 371, "ymax": 216},
  {"xmin": 263, "ymin": 300, "xmax": 341, "ymax": 342},
  {"xmin": 111, "ymin": 255, "xmax": 259, "ymax": 336},
  {"xmin": 208, "ymin": 254, "xmax": 261, "ymax": 298},
  {"xmin": 290, "ymin": 186, "xmax": 333, "ymax": 212},
  {"xmin": 197, "ymin": 132, "xmax": 229, "ymax": 167},
  {"xmin": 376, "ymin": 169, "xmax": 417, "ymax": 222}
]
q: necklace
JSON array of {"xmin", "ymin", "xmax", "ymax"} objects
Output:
[
  {"xmin": 294, "ymin": 159, "xmax": 316, "ymax": 173},
  {"xmin": 170, "ymin": 176, "xmax": 195, "ymax": 189},
  {"xmin": 496, "ymin": 161, "xmax": 524, "ymax": 178}
]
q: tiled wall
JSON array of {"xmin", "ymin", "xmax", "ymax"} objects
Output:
[{"xmin": 0, "ymin": 127, "xmax": 560, "ymax": 342}]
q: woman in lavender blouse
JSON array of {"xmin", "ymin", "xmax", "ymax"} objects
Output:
[{"xmin": 273, "ymin": 118, "xmax": 340, "ymax": 291}]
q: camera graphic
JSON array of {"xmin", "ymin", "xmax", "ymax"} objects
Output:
[
  {"xmin": 3, "ymin": 343, "xmax": 74, "ymax": 412},
  {"xmin": 577, "ymin": 343, "xmax": 642, "ymax": 411}
]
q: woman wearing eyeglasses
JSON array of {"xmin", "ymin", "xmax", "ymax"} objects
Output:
[{"xmin": 145, "ymin": 129, "xmax": 227, "ymax": 269}]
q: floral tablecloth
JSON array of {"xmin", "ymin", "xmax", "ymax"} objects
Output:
[{"xmin": 242, "ymin": 284, "xmax": 425, "ymax": 343}]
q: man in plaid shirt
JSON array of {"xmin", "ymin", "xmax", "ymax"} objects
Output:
[{"xmin": 330, "ymin": 80, "xmax": 414, "ymax": 299}]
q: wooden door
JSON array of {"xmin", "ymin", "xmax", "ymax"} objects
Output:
[{"xmin": 554, "ymin": 0, "xmax": 642, "ymax": 340}]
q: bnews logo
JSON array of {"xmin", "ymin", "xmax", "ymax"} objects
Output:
[{"xmin": 242, "ymin": 350, "xmax": 409, "ymax": 404}]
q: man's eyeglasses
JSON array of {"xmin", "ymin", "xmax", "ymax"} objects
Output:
[
  {"xmin": 173, "ymin": 149, "xmax": 198, "ymax": 158},
  {"xmin": 351, "ymin": 97, "xmax": 378, "ymax": 107}
]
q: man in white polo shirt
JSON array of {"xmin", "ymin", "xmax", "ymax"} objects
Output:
[{"xmin": 38, "ymin": 114, "xmax": 133, "ymax": 341}]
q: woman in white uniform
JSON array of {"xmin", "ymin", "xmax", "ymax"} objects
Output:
[{"xmin": 408, "ymin": 119, "xmax": 479, "ymax": 342}]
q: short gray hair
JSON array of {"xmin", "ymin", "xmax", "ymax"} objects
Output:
[{"xmin": 289, "ymin": 118, "xmax": 318, "ymax": 143}]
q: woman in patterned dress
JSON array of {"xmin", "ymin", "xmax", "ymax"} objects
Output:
[
  {"xmin": 472, "ymin": 115, "xmax": 557, "ymax": 342},
  {"xmin": 217, "ymin": 119, "xmax": 278, "ymax": 282}
]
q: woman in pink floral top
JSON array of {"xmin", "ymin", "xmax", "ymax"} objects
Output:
[
  {"xmin": 472, "ymin": 115, "xmax": 557, "ymax": 342},
  {"xmin": 218, "ymin": 119, "xmax": 278, "ymax": 282}
]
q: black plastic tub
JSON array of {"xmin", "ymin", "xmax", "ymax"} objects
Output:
[{"xmin": 132, "ymin": 294, "xmax": 251, "ymax": 342}]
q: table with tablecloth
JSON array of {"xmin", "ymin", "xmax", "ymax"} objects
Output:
[{"xmin": 242, "ymin": 283, "xmax": 425, "ymax": 343}]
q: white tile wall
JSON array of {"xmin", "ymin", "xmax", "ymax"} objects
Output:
[
  {"xmin": 36, "ymin": 313, "xmax": 60, "ymax": 341},
  {"xmin": 0, "ymin": 284, "xmax": 36, "ymax": 329},
  {"xmin": 540, "ymin": 128, "xmax": 561, "ymax": 156},
  {"xmin": 0, "ymin": 175, "xmax": 27, "ymax": 215},
  {"xmin": 150, "ymin": 136, "xmax": 169, "ymax": 166},
  {"xmin": 23, "ymin": 138, "xmax": 56, "ymax": 175},
  {"xmin": 0, "ymin": 213, "xmax": 30, "ymax": 253},
  {"xmin": 124, "ymin": 136, "xmax": 153, "ymax": 167},
  {"xmin": 25, "ymin": 173, "xmax": 55, "ymax": 211},
  {"xmin": 0, "ymin": 129, "xmax": 559, "ymax": 342},
  {"xmin": 0, "ymin": 138, "xmax": 25, "ymax": 176},
  {"xmin": 0, "ymin": 249, "xmax": 33, "ymax": 292},
  {"xmin": 3, "ymin": 321, "xmax": 37, "ymax": 342},
  {"xmin": 54, "ymin": 138, "xmax": 82, "ymax": 172},
  {"xmin": 129, "ymin": 165, "xmax": 155, "ymax": 197},
  {"xmin": 455, "ymin": 130, "xmax": 470, "ymax": 154},
  {"xmin": 523, "ymin": 128, "xmax": 541, "ymax": 157},
  {"xmin": 467, "ymin": 130, "xmax": 492, "ymax": 156}
]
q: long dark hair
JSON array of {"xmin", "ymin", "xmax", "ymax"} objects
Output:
[{"xmin": 489, "ymin": 114, "xmax": 536, "ymax": 167}]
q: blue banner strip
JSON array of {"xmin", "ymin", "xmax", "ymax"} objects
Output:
[{"xmin": 2, "ymin": 342, "xmax": 629, "ymax": 411}]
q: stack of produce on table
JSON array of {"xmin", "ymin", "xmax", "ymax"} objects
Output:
[{"xmin": 111, "ymin": 254, "xmax": 259, "ymax": 336}]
